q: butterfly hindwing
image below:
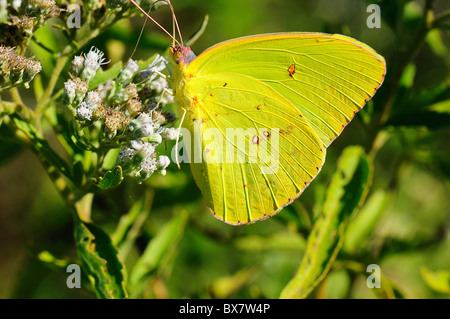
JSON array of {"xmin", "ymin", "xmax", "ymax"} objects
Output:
[{"xmin": 181, "ymin": 72, "xmax": 325, "ymax": 224}]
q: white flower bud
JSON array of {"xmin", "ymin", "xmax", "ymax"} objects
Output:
[
  {"xmin": 69, "ymin": 55, "xmax": 85, "ymax": 76},
  {"xmin": 23, "ymin": 59, "xmax": 42, "ymax": 86},
  {"xmin": 142, "ymin": 122, "xmax": 155, "ymax": 136},
  {"xmin": 81, "ymin": 47, "xmax": 108, "ymax": 83},
  {"xmin": 114, "ymin": 83, "xmax": 138, "ymax": 103},
  {"xmin": 117, "ymin": 59, "xmax": 139, "ymax": 85},
  {"xmin": 160, "ymin": 127, "xmax": 179, "ymax": 141},
  {"xmin": 130, "ymin": 113, "xmax": 155, "ymax": 138},
  {"xmin": 157, "ymin": 155, "xmax": 170, "ymax": 170},
  {"xmin": 140, "ymin": 142, "xmax": 155, "ymax": 157},
  {"xmin": 147, "ymin": 55, "xmax": 167, "ymax": 75},
  {"xmin": 118, "ymin": 147, "xmax": 137, "ymax": 164},
  {"xmin": 63, "ymin": 79, "xmax": 76, "ymax": 105},
  {"xmin": 151, "ymin": 77, "xmax": 168, "ymax": 92},
  {"xmin": 140, "ymin": 157, "xmax": 157, "ymax": 174},
  {"xmin": 84, "ymin": 91, "xmax": 102, "ymax": 109},
  {"xmin": 130, "ymin": 139, "xmax": 144, "ymax": 150},
  {"xmin": 76, "ymin": 102, "xmax": 93, "ymax": 121},
  {"xmin": 12, "ymin": 0, "xmax": 21, "ymax": 10}
]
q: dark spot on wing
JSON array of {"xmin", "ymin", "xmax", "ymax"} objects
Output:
[
  {"xmin": 288, "ymin": 64, "xmax": 296, "ymax": 78},
  {"xmin": 223, "ymin": 82, "xmax": 228, "ymax": 87}
]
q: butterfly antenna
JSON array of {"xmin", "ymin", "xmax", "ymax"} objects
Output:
[
  {"xmin": 129, "ymin": 0, "xmax": 172, "ymax": 61},
  {"xmin": 129, "ymin": 12, "xmax": 147, "ymax": 61},
  {"xmin": 166, "ymin": 0, "xmax": 184, "ymax": 46},
  {"xmin": 129, "ymin": 0, "xmax": 180, "ymax": 46}
]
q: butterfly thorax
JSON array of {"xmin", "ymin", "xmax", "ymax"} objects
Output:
[{"xmin": 170, "ymin": 45, "xmax": 202, "ymax": 126}]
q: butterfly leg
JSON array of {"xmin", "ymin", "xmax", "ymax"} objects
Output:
[
  {"xmin": 175, "ymin": 106, "xmax": 186, "ymax": 169},
  {"xmin": 155, "ymin": 88, "xmax": 174, "ymax": 110},
  {"xmin": 154, "ymin": 70, "xmax": 169, "ymax": 80}
]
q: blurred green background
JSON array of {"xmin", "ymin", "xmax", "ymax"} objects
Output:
[{"xmin": 0, "ymin": 0, "xmax": 449, "ymax": 298}]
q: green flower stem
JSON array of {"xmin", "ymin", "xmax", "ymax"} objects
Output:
[
  {"xmin": 10, "ymin": 88, "xmax": 26, "ymax": 109},
  {"xmin": 0, "ymin": 85, "xmax": 14, "ymax": 93},
  {"xmin": 0, "ymin": 100, "xmax": 33, "ymax": 121},
  {"xmin": 34, "ymin": 47, "xmax": 72, "ymax": 120}
]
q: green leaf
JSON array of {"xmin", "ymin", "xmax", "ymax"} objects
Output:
[
  {"xmin": 425, "ymin": 29, "xmax": 449, "ymax": 59},
  {"xmin": 399, "ymin": 63, "xmax": 416, "ymax": 89},
  {"xmin": 421, "ymin": 267, "xmax": 450, "ymax": 294},
  {"xmin": 74, "ymin": 219, "xmax": 128, "ymax": 299},
  {"xmin": 208, "ymin": 266, "xmax": 256, "ymax": 298},
  {"xmin": 280, "ymin": 146, "xmax": 373, "ymax": 299},
  {"xmin": 0, "ymin": 124, "xmax": 23, "ymax": 166},
  {"xmin": 93, "ymin": 166, "xmax": 123, "ymax": 190},
  {"xmin": 102, "ymin": 148, "xmax": 120, "ymax": 171},
  {"xmin": 129, "ymin": 211, "xmax": 188, "ymax": 293},
  {"xmin": 37, "ymin": 250, "xmax": 72, "ymax": 271},
  {"xmin": 12, "ymin": 116, "xmax": 72, "ymax": 180},
  {"xmin": 343, "ymin": 189, "xmax": 391, "ymax": 254},
  {"xmin": 89, "ymin": 61, "xmax": 123, "ymax": 90},
  {"xmin": 72, "ymin": 158, "xmax": 85, "ymax": 187},
  {"xmin": 428, "ymin": 99, "xmax": 450, "ymax": 114},
  {"xmin": 112, "ymin": 190, "xmax": 153, "ymax": 257}
]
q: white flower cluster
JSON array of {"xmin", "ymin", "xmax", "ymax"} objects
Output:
[
  {"xmin": 62, "ymin": 47, "xmax": 178, "ymax": 183},
  {"xmin": 0, "ymin": 45, "xmax": 42, "ymax": 89}
]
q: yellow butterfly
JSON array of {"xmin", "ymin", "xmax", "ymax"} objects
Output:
[{"xmin": 132, "ymin": 0, "xmax": 386, "ymax": 225}]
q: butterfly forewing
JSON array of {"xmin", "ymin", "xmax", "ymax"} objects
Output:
[{"xmin": 186, "ymin": 33, "xmax": 386, "ymax": 147}]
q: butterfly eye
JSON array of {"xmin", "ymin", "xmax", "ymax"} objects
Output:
[{"xmin": 169, "ymin": 46, "xmax": 181, "ymax": 63}]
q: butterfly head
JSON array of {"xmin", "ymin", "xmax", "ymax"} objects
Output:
[{"xmin": 170, "ymin": 45, "xmax": 196, "ymax": 66}]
